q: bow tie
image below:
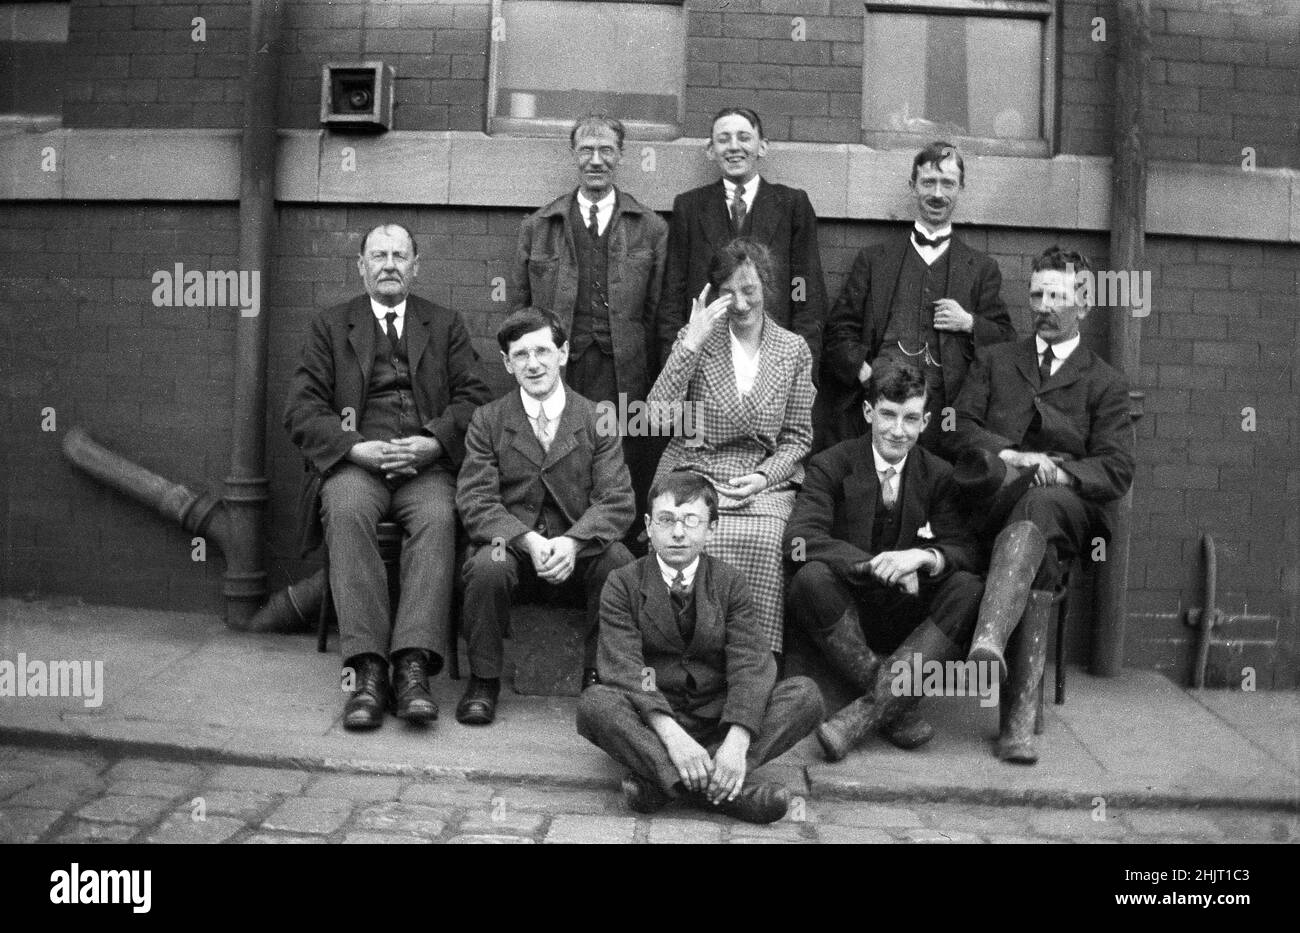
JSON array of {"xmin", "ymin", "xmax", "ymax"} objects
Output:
[{"xmin": 912, "ymin": 229, "xmax": 952, "ymax": 249}]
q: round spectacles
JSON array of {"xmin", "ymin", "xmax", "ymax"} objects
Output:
[{"xmin": 650, "ymin": 514, "xmax": 705, "ymax": 530}]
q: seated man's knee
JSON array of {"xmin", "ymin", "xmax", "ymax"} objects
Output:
[
  {"xmin": 462, "ymin": 545, "xmax": 515, "ymax": 589},
  {"xmin": 779, "ymin": 675, "xmax": 826, "ymax": 720},
  {"xmin": 1011, "ymin": 486, "xmax": 1074, "ymax": 525},
  {"xmin": 320, "ymin": 467, "xmax": 385, "ymax": 527},
  {"xmin": 790, "ymin": 561, "xmax": 837, "ymax": 601},
  {"xmin": 576, "ymin": 684, "xmax": 625, "ymax": 736},
  {"xmin": 948, "ymin": 570, "xmax": 983, "ymax": 604}
]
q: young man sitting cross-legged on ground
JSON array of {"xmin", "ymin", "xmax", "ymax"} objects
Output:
[{"xmin": 577, "ymin": 471, "xmax": 824, "ymax": 824}]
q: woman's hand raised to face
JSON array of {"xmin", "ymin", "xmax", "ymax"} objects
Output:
[{"xmin": 683, "ymin": 283, "xmax": 732, "ymax": 353}]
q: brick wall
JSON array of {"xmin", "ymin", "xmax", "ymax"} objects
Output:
[{"xmin": 6, "ymin": 202, "xmax": 1296, "ymax": 684}]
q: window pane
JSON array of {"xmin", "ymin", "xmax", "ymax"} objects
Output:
[
  {"xmin": 495, "ymin": 1, "xmax": 684, "ymax": 131},
  {"xmin": 865, "ymin": 13, "xmax": 1041, "ymax": 141},
  {"xmin": 0, "ymin": 2, "xmax": 69, "ymax": 118}
]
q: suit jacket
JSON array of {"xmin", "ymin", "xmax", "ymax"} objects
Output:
[
  {"xmin": 597, "ymin": 553, "xmax": 776, "ymax": 735},
  {"xmin": 283, "ymin": 293, "xmax": 491, "ymax": 555},
  {"xmin": 648, "ymin": 319, "xmax": 814, "ymax": 506},
  {"xmin": 783, "ymin": 437, "xmax": 980, "ymax": 583},
  {"xmin": 455, "ymin": 386, "xmax": 635, "ymax": 557},
  {"xmin": 511, "ymin": 188, "xmax": 668, "ymax": 399},
  {"xmin": 948, "ymin": 336, "xmax": 1135, "ymax": 531},
  {"xmin": 819, "ymin": 232, "xmax": 1013, "ymax": 446},
  {"xmin": 657, "ymin": 178, "xmax": 827, "ymax": 377}
]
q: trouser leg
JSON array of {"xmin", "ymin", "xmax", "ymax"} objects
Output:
[
  {"xmin": 461, "ymin": 544, "xmax": 521, "ymax": 679},
  {"xmin": 576, "ymin": 685, "xmax": 681, "ymax": 796},
  {"xmin": 577, "ymin": 543, "xmax": 634, "ymax": 670},
  {"xmin": 788, "ymin": 561, "xmax": 881, "ymax": 693},
  {"xmin": 745, "ymin": 676, "xmax": 825, "ymax": 769},
  {"xmin": 319, "ymin": 464, "xmax": 391, "ymax": 663},
  {"xmin": 387, "ymin": 466, "xmax": 458, "ymax": 665}
]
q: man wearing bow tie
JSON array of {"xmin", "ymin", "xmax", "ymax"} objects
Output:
[
  {"xmin": 284, "ymin": 223, "xmax": 491, "ymax": 731},
  {"xmin": 818, "ymin": 142, "xmax": 1014, "ymax": 451},
  {"xmin": 455, "ymin": 308, "xmax": 635, "ymax": 725}
]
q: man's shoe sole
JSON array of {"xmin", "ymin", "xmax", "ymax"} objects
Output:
[{"xmin": 816, "ymin": 723, "xmax": 849, "ymax": 762}]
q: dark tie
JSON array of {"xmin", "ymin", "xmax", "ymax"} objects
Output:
[
  {"xmin": 730, "ymin": 188, "xmax": 747, "ymax": 233},
  {"xmin": 384, "ymin": 311, "xmax": 401, "ymax": 356},
  {"xmin": 1039, "ymin": 344, "xmax": 1055, "ymax": 386},
  {"xmin": 912, "ymin": 229, "xmax": 952, "ymax": 249},
  {"xmin": 670, "ymin": 570, "xmax": 693, "ymax": 639},
  {"xmin": 588, "ymin": 203, "xmax": 600, "ymax": 239}
]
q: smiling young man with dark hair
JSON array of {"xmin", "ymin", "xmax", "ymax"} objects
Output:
[
  {"xmin": 785, "ymin": 357, "xmax": 984, "ymax": 761},
  {"xmin": 578, "ymin": 471, "xmax": 823, "ymax": 823},
  {"xmin": 455, "ymin": 308, "xmax": 635, "ymax": 725},
  {"xmin": 819, "ymin": 141, "xmax": 1014, "ymax": 451}
]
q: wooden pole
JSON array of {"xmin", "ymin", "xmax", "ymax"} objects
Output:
[{"xmin": 1093, "ymin": 0, "xmax": 1150, "ymax": 675}]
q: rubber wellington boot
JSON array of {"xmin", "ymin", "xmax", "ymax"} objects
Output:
[
  {"xmin": 881, "ymin": 620, "xmax": 960, "ymax": 751},
  {"xmin": 817, "ymin": 620, "xmax": 957, "ymax": 760},
  {"xmin": 808, "ymin": 605, "xmax": 881, "ymax": 693},
  {"xmin": 997, "ymin": 589, "xmax": 1055, "ymax": 764},
  {"xmin": 968, "ymin": 521, "xmax": 1046, "ymax": 677}
]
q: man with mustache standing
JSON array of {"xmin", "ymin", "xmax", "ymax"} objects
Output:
[
  {"xmin": 819, "ymin": 142, "xmax": 1014, "ymax": 451},
  {"xmin": 947, "ymin": 246, "xmax": 1134, "ymax": 764},
  {"xmin": 512, "ymin": 114, "xmax": 667, "ymax": 534},
  {"xmin": 285, "ymin": 223, "xmax": 491, "ymax": 731}
]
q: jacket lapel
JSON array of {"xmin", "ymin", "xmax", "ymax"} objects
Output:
[
  {"xmin": 1042, "ymin": 342, "xmax": 1088, "ymax": 394},
  {"xmin": 746, "ymin": 177, "xmax": 779, "ymax": 243},
  {"xmin": 690, "ymin": 555, "xmax": 722, "ymax": 651},
  {"xmin": 504, "ymin": 391, "xmax": 545, "ymax": 468},
  {"xmin": 1014, "ymin": 337, "xmax": 1040, "ymax": 390},
  {"xmin": 404, "ymin": 302, "xmax": 430, "ymax": 380},
  {"xmin": 346, "ymin": 296, "xmax": 376, "ymax": 390},
  {"xmin": 895, "ymin": 452, "xmax": 927, "ymax": 549},
  {"xmin": 541, "ymin": 391, "xmax": 582, "ymax": 470},
  {"xmin": 702, "ymin": 180, "xmax": 733, "ymax": 249},
  {"xmin": 701, "ymin": 327, "xmax": 748, "ymax": 431},
  {"xmin": 871, "ymin": 235, "xmax": 909, "ymax": 348},
  {"xmin": 842, "ymin": 450, "xmax": 880, "ymax": 552},
  {"xmin": 640, "ymin": 558, "xmax": 685, "ymax": 651},
  {"xmin": 737, "ymin": 319, "xmax": 778, "ymax": 424}
]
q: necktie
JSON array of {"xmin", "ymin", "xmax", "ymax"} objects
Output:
[
  {"xmin": 1039, "ymin": 344, "xmax": 1055, "ymax": 385},
  {"xmin": 730, "ymin": 187, "xmax": 747, "ymax": 233},
  {"xmin": 912, "ymin": 229, "xmax": 952, "ymax": 249},
  {"xmin": 384, "ymin": 311, "xmax": 401, "ymax": 354},
  {"xmin": 881, "ymin": 466, "xmax": 898, "ymax": 509},
  {"xmin": 533, "ymin": 407, "xmax": 552, "ymax": 453},
  {"xmin": 587, "ymin": 202, "xmax": 600, "ymax": 239},
  {"xmin": 670, "ymin": 570, "xmax": 692, "ymax": 638}
]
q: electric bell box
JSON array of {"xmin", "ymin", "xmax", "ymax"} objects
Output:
[{"xmin": 321, "ymin": 62, "xmax": 395, "ymax": 131}]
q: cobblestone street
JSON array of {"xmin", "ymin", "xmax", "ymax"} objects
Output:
[{"xmin": 2, "ymin": 746, "xmax": 1295, "ymax": 845}]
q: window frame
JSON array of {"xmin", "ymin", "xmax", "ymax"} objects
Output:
[
  {"xmin": 861, "ymin": 0, "xmax": 1058, "ymax": 158},
  {"xmin": 485, "ymin": 0, "xmax": 687, "ymax": 140}
]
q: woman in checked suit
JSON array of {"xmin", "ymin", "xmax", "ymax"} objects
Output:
[{"xmin": 647, "ymin": 239, "xmax": 815, "ymax": 654}]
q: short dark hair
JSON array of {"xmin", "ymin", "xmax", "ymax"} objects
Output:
[
  {"xmin": 569, "ymin": 113, "xmax": 625, "ymax": 149},
  {"xmin": 359, "ymin": 223, "xmax": 419, "ymax": 258},
  {"xmin": 648, "ymin": 471, "xmax": 719, "ymax": 524},
  {"xmin": 497, "ymin": 307, "xmax": 568, "ymax": 353},
  {"xmin": 707, "ymin": 237, "xmax": 774, "ymax": 299},
  {"xmin": 865, "ymin": 357, "xmax": 928, "ymax": 407},
  {"xmin": 1032, "ymin": 245, "xmax": 1092, "ymax": 276},
  {"xmin": 910, "ymin": 141, "xmax": 964, "ymax": 187},
  {"xmin": 710, "ymin": 106, "xmax": 764, "ymax": 140}
]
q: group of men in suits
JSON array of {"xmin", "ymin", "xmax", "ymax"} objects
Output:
[{"xmin": 282, "ymin": 111, "xmax": 1135, "ymax": 823}]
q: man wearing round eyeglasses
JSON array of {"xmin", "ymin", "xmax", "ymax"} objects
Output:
[
  {"xmin": 578, "ymin": 471, "xmax": 823, "ymax": 823},
  {"xmin": 511, "ymin": 113, "xmax": 668, "ymax": 541},
  {"xmin": 456, "ymin": 308, "xmax": 636, "ymax": 725}
]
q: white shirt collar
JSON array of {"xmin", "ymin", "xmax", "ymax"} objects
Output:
[
  {"xmin": 910, "ymin": 222, "xmax": 953, "ymax": 264},
  {"xmin": 1036, "ymin": 333, "xmax": 1081, "ymax": 362},
  {"xmin": 576, "ymin": 188, "xmax": 616, "ymax": 213},
  {"xmin": 912, "ymin": 221, "xmax": 953, "ymax": 240},
  {"xmin": 370, "ymin": 298, "xmax": 406, "ymax": 321},
  {"xmin": 871, "ymin": 443, "xmax": 908, "ymax": 477},
  {"xmin": 656, "ymin": 554, "xmax": 700, "ymax": 589},
  {"xmin": 520, "ymin": 382, "xmax": 566, "ymax": 421},
  {"xmin": 724, "ymin": 175, "xmax": 760, "ymax": 209}
]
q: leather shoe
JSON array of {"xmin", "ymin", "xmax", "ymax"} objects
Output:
[
  {"xmin": 342, "ymin": 654, "xmax": 390, "ymax": 731},
  {"xmin": 882, "ymin": 707, "xmax": 936, "ymax": 750},
  {"xmin": 703, "ymin": 782, "xmax": 790, "ymax": 824},
  {"xmin": 581, "ymin": 668, "xmax": 601, "ymax": 691},
  {"xmin": 456, "ymin": 676, "xmax": 499, "ymax": 726},
  {"xmin": 621, "ymin": 773, "xmax": 670, "ymax": 814},
  {"xmin": 392, "ymin": 649, "xmax": 438, "ymax": 724}
]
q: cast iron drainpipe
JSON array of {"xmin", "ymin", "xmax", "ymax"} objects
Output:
[
  {"xmin": 1192, "ymin": 534, "xmax": 1220, "ymax": 689},
  {"xmin": 222, "ymin": 0, "xmax": 285, "ymax": 628},
  {"xmin": 60, "ymin": 428, "xmax": 322, "ymax": 633}
]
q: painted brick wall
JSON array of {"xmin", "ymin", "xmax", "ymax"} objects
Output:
[
  {"xmin": 5, "ymin": 202, "xmax": 1297, "ymax": 684},
  {"xmin": 59, "ymin": 0, "xmax": 1300, "ymax": 168}
]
